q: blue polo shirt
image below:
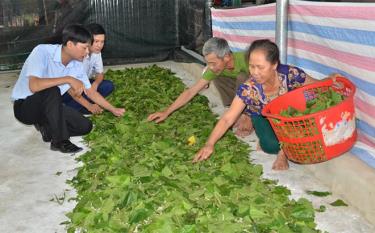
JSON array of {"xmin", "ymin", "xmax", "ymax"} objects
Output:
[{"xmin": 11, "ymin": 44, "xmax": 91, "ymax": 101}]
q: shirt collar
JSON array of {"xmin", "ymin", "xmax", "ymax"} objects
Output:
[
  {"xmin": 53, "ymin": 45, "xmax": 62, "ymax": 63},
  {"xmin": 53, "ymin": 44, "xmax": 76, "ymax": 68}
]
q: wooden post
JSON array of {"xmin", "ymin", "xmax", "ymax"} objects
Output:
[{"xmin": 42, "ymin": 0, "xmax": 48, "ymax": 25}]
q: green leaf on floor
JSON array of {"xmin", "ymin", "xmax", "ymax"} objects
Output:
[
  {"xmin": 306, "ymin": 190, "xmax": 332, "ymax": 197},
  {"xmin": 316, "ymin": 205, "xmax": 326, "ymax": 212},
  {"xmin": 330, "ymin": 199, "xmax": 348, "ymax": 207}
]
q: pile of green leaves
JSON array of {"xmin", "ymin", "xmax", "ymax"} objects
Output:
[
  {"xmin": 66, "ymin": 65, "xmax": 320, "ymax": 232},
  {"xmin": 280, "ymin": 88, "xmax": 344, "ymax": 117}
]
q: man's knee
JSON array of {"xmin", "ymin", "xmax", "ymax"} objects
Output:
[
  {"xmin": 213, "ymin": 77, "xmax": 236, "ymax": 106},
  {"xmin": 41, "ymin": 86, "xmax": 61, "ymax": 103},
  {"xmin": 99, "ymin": 80, "xmax": 114, "ymax": 97},
  {"xmin": 44, "ymin": 86, "xmax": 60, "ymax": 95}
]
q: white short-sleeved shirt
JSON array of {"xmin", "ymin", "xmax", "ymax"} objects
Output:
[
  {"xmin": 11, "ymin": 44, "xmax": 91, "ymax": 101},
  {"xmin": 82, "ymin": 52, "xmax": 104, "ymax": 78}
]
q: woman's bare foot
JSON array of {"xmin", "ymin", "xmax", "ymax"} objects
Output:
[
  {"xmin": 272, "ymin": 151, "xmax": 289, "ymax": 170},
  {"xmin": 234, "ymin": 114, "xmax": 253, "ymax": 137}
]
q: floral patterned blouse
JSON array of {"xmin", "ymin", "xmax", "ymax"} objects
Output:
[{"xmin": 236, "ymin": 64, "xmax": 308, "ymax": 116}]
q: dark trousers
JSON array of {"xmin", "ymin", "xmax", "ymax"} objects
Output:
[
  {"xmin": 62, "ymin": 79, "xmax": 114, "ymax": 113},
  {"xmin": 13, "ymin": 87, "xmax": 92, "ymax": 142},
  {"xmin": 213, "ymin": 73, "xmax": 248, "ymax": 106},
  {"xmin": 251, "ymin": 115, "xmax": 280, "ymax": 154}
]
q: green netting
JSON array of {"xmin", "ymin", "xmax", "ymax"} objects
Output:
[{"xmin": 0, "ymin": 0, "xmax": 211, "ymax": 71}]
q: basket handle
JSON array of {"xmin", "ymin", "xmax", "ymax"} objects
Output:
[{"xmin": 332, "ymin": 76, "xmax": 356, "ymax": 95}]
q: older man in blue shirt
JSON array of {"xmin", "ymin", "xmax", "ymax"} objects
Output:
[{"xmin": 11, "ymin": 24, "xmax": 94, "ymax": 153}]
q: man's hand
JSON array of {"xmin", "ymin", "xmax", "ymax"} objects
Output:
[
  {"xmin": 147, "ymin": 111, "xmax": 169, "ymax": 123},
  {"xmin": 111, "ymin": 108, "xmax": 126, "ymax": 117},
  {"xmin": 88, "ymin": 104, "xmax": 103, "ymax": 114},
  {"xmin": 68, "ymin": 76, "xmax": 85, "ymax": 97},
  {"xmin": 193, "ymin": 144, "xmax": 214, "ymax": 163}
]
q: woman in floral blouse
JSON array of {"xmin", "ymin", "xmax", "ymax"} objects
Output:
[{"xmin": 193, "ymin": 39, "xmax": 319, "ymax": 170}]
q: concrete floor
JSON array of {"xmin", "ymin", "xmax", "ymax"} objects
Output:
[{"xmin": 0, "ymin": 61, "xmax": 374, "ymax": 233}]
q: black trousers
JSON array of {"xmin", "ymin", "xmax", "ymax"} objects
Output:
[{"xmin": 13, "ymin": 87, "xmax": 92, "ymax": 142}]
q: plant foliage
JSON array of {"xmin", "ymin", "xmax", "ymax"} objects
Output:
[
  {"xmin": 280, "ymin": 88, "xmax": 344, "ymax": 117},
  {"xmin": 66, "ymin": 65, "xmax": 320, "ymax": 233}
]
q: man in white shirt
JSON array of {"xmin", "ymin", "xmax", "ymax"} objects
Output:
[
  {"xmin": 62, "ymin": 23, "xmax": 118, "ymax": 115},
  {"xmin": 11, "ymin": 24, "xmax": 93, "ymax": 153}
]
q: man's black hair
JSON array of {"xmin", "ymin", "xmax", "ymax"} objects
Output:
[
  {"xmin": 86, "ymin": 23, "xmax": 106, "ymax": 35},
  {"xmin": 62, "ymin": 24, "xmax": 92, "ymax": 46}
]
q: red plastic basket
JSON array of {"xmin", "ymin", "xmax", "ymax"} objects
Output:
[{"xmin": 262, "ymin": 77, "xmax": 356, "ymax": 164}]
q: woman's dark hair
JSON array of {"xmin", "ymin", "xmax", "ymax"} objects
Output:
[
  {"xmin": 86, "ymin": 23, "xmax": 106, "ymax": 35},
  {"xmin": 246, "ymin": 39, "xmax": 280, "ymax": 65},
  {"xmin": 62, "ymin": 24, "xmax": 92, "ymax": 46}
]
